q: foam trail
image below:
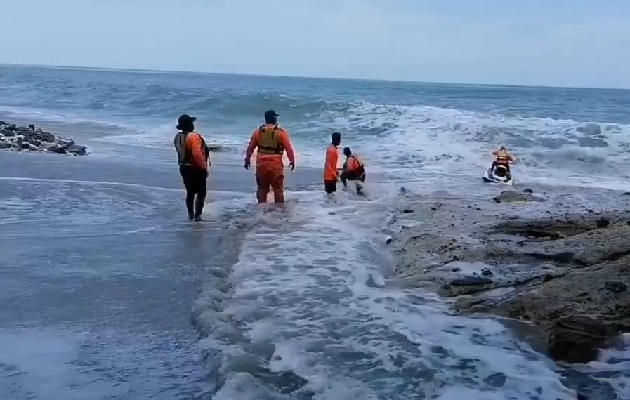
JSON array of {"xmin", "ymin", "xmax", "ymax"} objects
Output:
[{"xmin": 200, "ymin": 190, "xmax": 576, "ymax": 400}]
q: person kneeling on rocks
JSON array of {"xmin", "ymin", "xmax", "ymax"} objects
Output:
[
  {"xmin": 341, "ymin": 147, "xmax": 366, "ymax": 195},
  {"xmin": 174, "ymin": 114, "xmax": 210, "ymax": 221}
]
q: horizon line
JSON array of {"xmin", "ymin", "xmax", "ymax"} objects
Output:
[{"xmin": 0, "ymin": 62, "xmax": 628, "ymax": 91}]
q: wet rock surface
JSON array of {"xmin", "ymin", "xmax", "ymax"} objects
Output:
[
  {"xmin": 0, "ymin": 121, "xmax": 88, "ymax": 155},
  {"xmin": 493, "ymin": 189, "xmax": 545, "ymax": 203},
  {"xmin": 389, "ymin": 189, "xmax": 630, "ymax": 367}
]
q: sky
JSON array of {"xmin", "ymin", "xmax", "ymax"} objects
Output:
[{"xmin": 0, "ymin": 0, "xmax": 629, "ymax": 88}]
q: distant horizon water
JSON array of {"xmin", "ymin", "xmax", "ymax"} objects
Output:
[{"xmin": 2, "ymin": 62, "xmax": 629, "ymax": 91}]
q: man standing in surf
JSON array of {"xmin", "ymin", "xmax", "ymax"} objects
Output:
[
  {"xmin": 173, "ymin": 114, "xmax": 210, "ymax": 221},
  {"xmin": 324, "ymin": 132, "xmax": 342, "ymax": 194},
  {"xmin": 244, "ymin": 110, "xmax": 296, "ymax": 203}
]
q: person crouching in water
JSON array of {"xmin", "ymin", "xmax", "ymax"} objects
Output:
[
  {"xmin": 341, "ymin": 147, "xmax": 366, "ymax": 195},
  {"xmin": 323, "ymin": 132, "xmax": 341, "ymax": 194},
  {"xmin": 491, "ymin": 146, "xmax": 515, "ymax": 179},
  {"xmin": 173, "ymin": 114, "xmax": 210, "ymax": 221},
  {"xmin": 244, "ymin": 110, "xmax": 296, "ymax": 203}
]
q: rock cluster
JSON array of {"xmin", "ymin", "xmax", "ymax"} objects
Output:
[
  {"xmin": 0, "ymin": 121, "xmax": 87, "ymax": 155},
  {"xmin": 389, "ymin": 189, "xmax": 630, "ymax": 367}
]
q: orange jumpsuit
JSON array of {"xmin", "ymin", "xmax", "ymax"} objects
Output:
[
  {"xmin": 323, "ymin": 144, "xmax": 339, "ymax": 193},
  {"xmin": 245, "ymin": 124, "xmax": 295, "ymax": 203}
]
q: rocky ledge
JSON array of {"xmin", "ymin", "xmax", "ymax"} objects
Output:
[
  {"xmin": 389, "ymin": 188, "xmax": 630, "ymax": 366},
  {"xmin": 0, "ymin": 121, "xmax": 88, "ymax": 155}
]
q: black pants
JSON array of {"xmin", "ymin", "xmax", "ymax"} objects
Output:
[
  {"xmin": 340, "ymin": 170, "xmax": 366, "ymax": 185},
  {"xmin": 324, "ymin": 180, "xmax": 337, "ymax": 194},
  {"xmin": 340, "ymin": 170, "xmax": 366, "ymax": 194},
  {"xmin": 179, "ymin": 165, "xmax": 207, "ymax": 218}
]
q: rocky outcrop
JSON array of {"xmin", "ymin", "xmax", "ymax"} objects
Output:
[
  {"xmin": 0, "ymin": 121, "xmax": 88, "ymax": 155},
  {"xmin": 458, "ymin": 215, "xmax": 630, "ymax": 364},
  {"xmin": 389, "ymin": 192, "xmax": 630, "ymax": 365}
]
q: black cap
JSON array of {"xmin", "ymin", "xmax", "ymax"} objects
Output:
[
  {"xmin": 177, "ymin": 114, "xmax": 196, "ymax": 130},
  {"xmin": 264, "ymin": 110, "xmax": 279, "ymax": 119},
  {"xmin": 178, "ymin": 114, "xmax": 196, "ymax": 125}
]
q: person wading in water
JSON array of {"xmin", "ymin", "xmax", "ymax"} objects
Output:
[{"xmin": 173, "ymin": 114, "xmax": 210, "ymax": 221}]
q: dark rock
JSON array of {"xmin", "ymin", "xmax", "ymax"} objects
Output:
[
  {"xmin": 577, "ymin": 123, "xmax": 602, "ymax": 136},
  {"xmin": 38, "ymin": 131, "xmax": 55, "ymax": 143},
  {"xmin": 622, "ymin": 192, "xmax": 630, "ymax": 196},
  {"xmin": 493, "ymin": 190, "xmax": 544, "ymax": 203},
  {"xmin": 481, "ymin": 268, "xmax": 493, "ymax": 276},
  {"xmin": 385, "ymin": 237, "xmax": 392, "ymax": 245},
  {"xmin": 402, "ymin": 209, "xmax": 414, "ymax": 214},
  {"xmin": 483, "ymin": 372, "xmax": 507, "ymax": 388},
  {"xmin": 595, "ymin": 218, "xmax": 610, "ymax": 228},
  {"xmin": 28, "ymin": 124, "xmax": 35, "ymax": 131},
  {"xmin": 451, "ymin": 267, "xmax": 461, "ymax": 272},
  {"xmin": 0, "ymin": 142, "xmax": 10, "ymax": 149},
  {"xmin": 450, "ymin": 276, "xmax": 493, "ymax": 286},
  {"xmin": 523, "ymin": 188, "xmax": 533, "ymax": 194},
  {"xmin": 206, "ymin": 145, "xmax": 223, "ymax": 152},
  {"xmin": 2, "ymin": 130, "xmax": 16, "ymax": 137},
  {"xmin": 47, "ymin": 146, "xmax": 67, "ymax": 154},
  {"xmin": 577, "ymin": 394, "xmax": 588, "ymax": 400},
  {"xmin": 66, "ymin": 144, "xmax": 87, "ymax": 156},
  {"xmin": 20, "ymin": 142, "xmax": 30, "ymax": 150},
  {"xmin": 604, "ymin": 281, "xmax": 626, "ymax": 294},
  {"xmin": 546, "ymin": 315, "xmax": 610, "ymax": 363}
]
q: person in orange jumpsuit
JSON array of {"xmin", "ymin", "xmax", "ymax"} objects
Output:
[
  {"xmin": 173, "ymin": 114, "xmax": 210, "ymax": 221},
  {"xmin": 323, "ymin": 132, "xmax": 342, "ymax": 194},
  {"xmin": 340, "ymin": 147, "xmax": 366, "ymax": 195},
  {"xmin": 244, "ymin": 110, "xmax": 296, "ymax": 203}
]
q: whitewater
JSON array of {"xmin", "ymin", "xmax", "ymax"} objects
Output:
[{"xmin": 1, "ymin": 64, "xmax": 629, "ymax": 399}]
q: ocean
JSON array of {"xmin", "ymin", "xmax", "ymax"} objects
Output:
[{"xmin": 0, "ymin": 64, "xmax": 629, "ymax": 399}]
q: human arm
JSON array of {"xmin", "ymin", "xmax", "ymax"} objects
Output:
[
  {"xmin": 244, "ymin": 130, "xmax": 258, "ymax": 169},
  {"xmin": 280, "ymin": 129, "xmax": 296, "ymax": 169}
]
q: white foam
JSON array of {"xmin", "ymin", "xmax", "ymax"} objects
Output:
[
  {"xmin": 202, "ymin": 189, "xmax": 577, "ymax": 399},
  {"xmin": 323, "ymin": 101, "xmax": 630, "ymax": 191}
]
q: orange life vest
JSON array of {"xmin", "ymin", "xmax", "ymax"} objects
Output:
[
  {"xmin": 495, "ymin": 150, "xmax": 510, "ymax": 165},
  {"xmin": 257, "ymin": 125, "xmax": 285, "ymax": 155}
]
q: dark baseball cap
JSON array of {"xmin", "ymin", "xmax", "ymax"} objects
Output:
[
  {"xmin": 264, "ymin": 110, "xmax": 279, "ymax": 119},
  {"xmin": 178, "ymin": 114, "xmax": 196, "ymax": 125}
]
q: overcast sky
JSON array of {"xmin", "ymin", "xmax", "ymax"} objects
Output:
[{"xmin": 1, "ymin": 0, "xmax": 629, "ymax": 88}]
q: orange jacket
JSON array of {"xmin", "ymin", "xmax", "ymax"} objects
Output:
[
  {"xmin": 324, "ymin": 144, "xmax": 339, "ymax": 181},
  {"xmin": 345, "ymin": 155, "xmax": 364, "ymax": 173},
  {"xmin": 245, "ymin": 124, "xmax": 295, "ymax": 165}
]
